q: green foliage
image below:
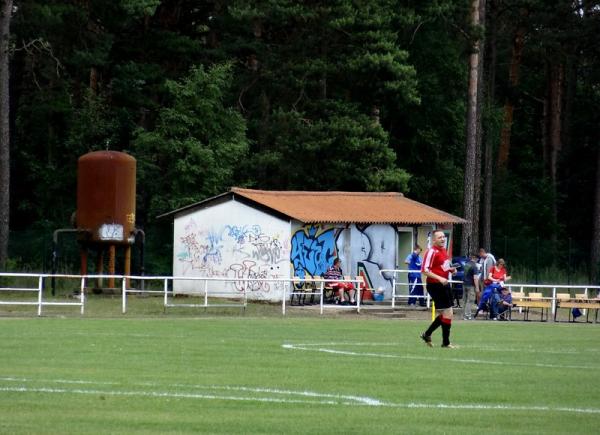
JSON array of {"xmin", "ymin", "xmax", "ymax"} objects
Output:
[
  {"xmin": 5, "ymin": 0, "xmax": 600, "ymax": 274},
  {"xmin": 132, "ymin": 63, "xmax": 248, "ymax": 219},
  {"xmin": 119, "ymin": 0, "xmax": 161, "ymax": 20},
  {"xmin": 251, "ymin": 104, "xmax": 410, "ymax": 191},
  {"xmin": 392, "ymin": 0, "xmax": 469, "ymax": 214},
  {"xmin": 221, "ymin": 0, "xmax": 419, "ymax": 192}
]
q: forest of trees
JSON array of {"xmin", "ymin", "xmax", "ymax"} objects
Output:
[{"xmin": 0, "ymin": 1, "xmax": 599, "ymax": 280}]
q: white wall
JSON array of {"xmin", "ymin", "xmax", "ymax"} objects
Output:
[
  {"xmin": 173, "ymin": 199, "xmax": 291, "ymax": 301},
  {"xmin": 351, "ymin": 224, "xmax": 398, "ymax": 298}
]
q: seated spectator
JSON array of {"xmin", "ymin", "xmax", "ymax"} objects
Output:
[
  {"xmin": 323, "ymin": 258, "xmax": 356, "ymax": 305},
  {"xmin": 490, "ymin": 286, "xmax": 513, "ymax": 320},
  {"xmin": 474, "ymin": 258, "xmax": 511, "ymax": 318}
]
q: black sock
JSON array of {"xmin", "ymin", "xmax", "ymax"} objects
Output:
[
  {"xmin": 425, "ymin": 315, "xmax": 442, "ymax": 336},
  {"xmin": 441, "ymin": 321, "xmax": 452, "ymax": 346}
]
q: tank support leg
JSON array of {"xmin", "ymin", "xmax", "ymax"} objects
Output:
[
  {"xmin": 96, "ymin": 249, "xmax": 104, "ymax": 288},
  {"xmin": 108, "ymin": 245, "xmax": 116, "ymax": 288},
  {"xmin": 124, "ymin": 245, "xmax": 131, "ymax": 288}
]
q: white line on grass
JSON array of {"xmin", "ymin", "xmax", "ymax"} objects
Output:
[
  {"xmin": 285, "ymin": 342, "xmax": 593, "ymax": 355},
  {"xmin": 0, "ymin": 376, "xmax": 382, "ymax": 406},
  {"xmin": 0, "ymin": 376, "xmax": 118, "ymax": 386},
  {"xmin": 1, "ymin": 385, "xmax": 599, "ymax": 414},
  {"xmin": 282, "ymin": 343, "xmax": 597, "ymax": 369}
]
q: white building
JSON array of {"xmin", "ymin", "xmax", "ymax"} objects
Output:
[{"xmin": 158, "ymin": 188, "xmax": 465, "ymax": 301}]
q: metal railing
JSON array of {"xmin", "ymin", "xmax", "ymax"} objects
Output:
[
  {"xmin": 380, "ymin": 268, "xmax": 461, "ymax": 309},
  {"xmin": 0, "ymin": 272, "xmax": 86, "ymax": 316},
  {"xmin": 503, "ymin": 283, "xmax": 600, "ymax": 316},
  {"xmin": 1, "ymin": 271, "xmax": 599, "ymax": 318},
  {"xmin": 122, "ymin": 275, "xmax": 364, "ymax": 315},
  {"xmin": 380, "ymin": 269, "xmax": 600, "ymax": 316}
]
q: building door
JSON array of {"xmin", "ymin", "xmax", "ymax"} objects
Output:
[{"xmin": 396, "ymin": 228, "xmax": 414, "ymax": 300}]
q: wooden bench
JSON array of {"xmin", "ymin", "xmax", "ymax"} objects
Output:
[
  {"xmin": 554, "ymin": 293, "xmax": 600, "ymax": 322},
  {"xmin": 511, "ymin": 292, "xmax": 552, "ymax": 321},
  {"xmin": 291, "ymin": 275, "xmax": 321, "ymax": 306},
  {"xmin": 290, "ymin": 276, "xmax": 307, "ymax": 305},
  {"xmin": 321, "ymin": 275, "xmax": 360, "ymax": 305}
]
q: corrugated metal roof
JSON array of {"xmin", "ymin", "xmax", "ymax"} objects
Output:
[{"xmin": 231, "ymin": 188, "xmax": 466, "ymax": 225}]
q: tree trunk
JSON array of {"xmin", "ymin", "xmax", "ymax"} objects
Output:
[
  {"xmin": 481, "ymin": 0, "xmax": 498, "ymax": 251},
  {"xmin": 472, "ymin": 0, "xmax": 487, "ymax": 252},
  {"xmin": 0, "ymin": 0, "xmax": 12, "ymax": 269},
  {"xmin": 496, "ymin": 10, "xmax": 527, "ymax": 172},
  {"xmin": 461, "ymin": 0, "xmax": 485, "ymax": 256},
  {"xmin": 543, "ymin": 62, "xmax": 564, "ymax": 250},
  {"xmin": 592, "ymin": 144, "xmax": 600, "ymax": 283},
  {"xmin": 544, "ymin": 63, "xmax": 564, "ymax": 185}
]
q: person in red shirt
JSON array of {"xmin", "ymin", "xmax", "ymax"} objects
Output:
[
  {"xmin": 474, "ymin": 258, "xmax": 511, "ymax": 318},
  {"xmin": 420, "ymin": 230, "xmax": 457, "ymax": 348}
]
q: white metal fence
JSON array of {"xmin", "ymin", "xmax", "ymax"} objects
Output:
[
  {"xmin": 380, "ymin": 268, "xmax": 464, "ymax": 309},
  {"xmin": 0, "ymin": 272, "xmax": 86, "ymax": 316},
  {"xmin": 381, "ymin": 268, "xmax": 600, "ymax": 314},
  {"xmin": 121, "ymin": 275, "xmax": 364, "ymax": 315},
  {"xmin": 1, "ymin": 271, "xmax": 599, "ymax": 318}
]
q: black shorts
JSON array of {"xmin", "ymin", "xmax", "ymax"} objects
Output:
[{"xmin": 426, "ymin": 282, "xmax": 453, "ymax": 310}]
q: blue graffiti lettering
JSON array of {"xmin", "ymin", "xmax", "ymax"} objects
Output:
[{"xmin": 290, "ymin": 225, "xmax": 337, "ymax": 278}]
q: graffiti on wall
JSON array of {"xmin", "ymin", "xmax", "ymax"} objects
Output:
[
  {"xmin": 290, "ymin": 225, "xmax": 338, "ymax": 278},
  {"xmin": 355, "ymin": 225, "xmax": 396, "ymax": 296},
  {"xmin": 176, "ymin": 219, "xmax": 289, "ymax": 298},
  {"xmin": 289, "ymin": 224, "xmax": 397, "ymax": 295}
]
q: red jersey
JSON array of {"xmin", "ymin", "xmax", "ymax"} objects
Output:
[
  {"xmin": 485, "ymin": 265, "xmax": 507, "ymax": 285},
  {"xmin": 421, "ymin": 245, "xmax": 452, "ymax": 283}
]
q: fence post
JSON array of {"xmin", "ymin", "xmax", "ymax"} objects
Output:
[
  {"xmin": 320, "ymin": 280, "xmax": 324, "ymax": 315},
  {"xmin": 356, "ymin": 278, "xmax": 361, "ymax": 314},
  {"xmin": 81, "ymin": 277, "xmax": 85, "ymax": 315},
  {"xmin": 282, "ymin": 283, "xmax": 286, "ymax": 316},
  {"xmin": 37, "ymin": 275, "xmax": 43, "ymax": 316},
  {"xmin": 122, "ymin": 277, "xmax": 127, "ymax": 314},
  {"xmin": 391, "ymin": 273, "xmax": 397, "ymax": 309},
  {"xmin": 551, "ymin": 287, "xmax": 556, "ymax": 319},
  {"xmin": 163, "ymin": 278, "xmax": 169, "ymax": 310}
]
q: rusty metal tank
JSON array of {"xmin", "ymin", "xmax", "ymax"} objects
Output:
[{"xmin": 76, "ymin": 151, "xmax": 136, "ymax": 245}]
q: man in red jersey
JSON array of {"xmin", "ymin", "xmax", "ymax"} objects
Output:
[{"xmin": 420, "ymin": 230, "xmax": 457, "ymax": 348}]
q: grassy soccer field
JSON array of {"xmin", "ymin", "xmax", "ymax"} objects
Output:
[{"xmin": 0, "ymin": 306, "xmax": 599, "ymax": 434}]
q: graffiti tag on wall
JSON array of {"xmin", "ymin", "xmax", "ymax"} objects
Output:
[
  {"xmin": 177, "ymin": 219, "xmax": 289, "ymax": 298},
  {"xmin": 290, "ymin": 225, "xmax": 337, "ymax": 278}
]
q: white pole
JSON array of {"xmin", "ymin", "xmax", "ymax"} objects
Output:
[
  {"xmin": 163, "ymin": 278, "xmax": 169, "ymax": 308},
  {"xmin": 282, "ymin": 283, "xmax": 286, "ymax": 316},
  {"xmin": 37, "ymin": 275, "xmax": 43, "ymax": 316},
  {"xmin": 320, "ymin": 280, "xmax": 324, "ymax": 315},
  {"xmin": 391, "ymin": 273, "xmax": 397, "ymax": 309},
  {"xmin": 79, "ymin": 282, "xmax": 85, "ymax": 316},
  {"xmin": 356, "ymin": 278, "xmax": 361, "ymax": 314},
  {"xmin": 122, "ymin": 277, "xmax": 127, "ymax": 314}
]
